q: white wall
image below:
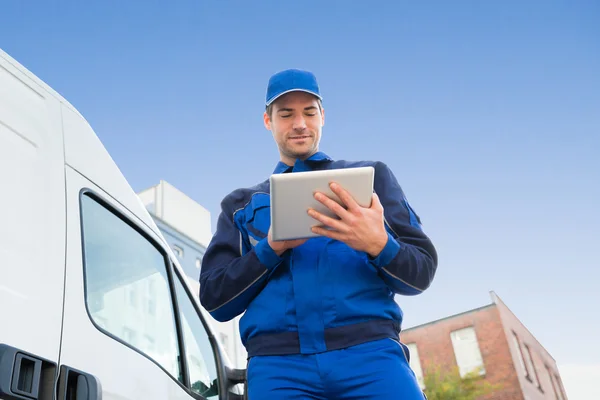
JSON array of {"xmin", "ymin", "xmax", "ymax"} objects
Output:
[{"xmin": 138, "ymin": 180, "xmax": 213, "ymax": 248}]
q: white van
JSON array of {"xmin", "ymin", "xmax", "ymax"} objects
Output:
[{"xmin": 0, "ymin": 48, "xmax": 246, "ymax": 399}]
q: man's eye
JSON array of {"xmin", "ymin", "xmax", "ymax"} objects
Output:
[
  {"xmin": 280, "ymin": 114, "xmax": 292, "ymax": 118},
  {"xmin": 306, "ymin": 113, "xmax": 316, "ymax": 117}
]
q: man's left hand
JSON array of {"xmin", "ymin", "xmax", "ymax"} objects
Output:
[{"xmin": 308, "ymin": 182, "xmax": 388, "ymax": 258}]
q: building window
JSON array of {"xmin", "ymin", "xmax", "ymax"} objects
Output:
[
  {"xmin": 147, "ymin": 280, "xmax": 156, "ymax": 315},
  {"xmin": 546, "ymin": 367, "xmax": 566, "ymax": 400},
  {"xmin": 450, "ymin": 327, "xmax": 486, "ymax": 378},
  {"xmin": 122, "ymin": 327, "xmax": 137, "ymax": 343},
  {"xmin": 522, "ymin": 343, "xmax": 539, "ymax": 387},
  {"xmin": 143, "ymin": 334, "xmax": 155, "ymax": 352},
  {"xmin": 88, "ymin": 292, "xmax": 105, "ymax": 313},
  {"xmin": 147, "ymin": 297, "xmax": 156, "ymax": 316},
  {"xmin": 219, "ymin": 332, "xmax": 229, "ymax": 355},
  {"xmin": 406, "ymin": 343, "xmax": 425, "ymax": 389},
  {"xmin": 128, "ymin": 287, "xmax": 137, "ymax": 308},
  {"xmin": 172, "ymin": 244, "xmax": 184, "ymax": 258},
  {"xmin": 94, "ymin": 316, "xmax": 108, "ymax": 330},
  {"xmin": 546, "ymin": 365, "xmax": 563, "ymax": 400},
  {"xmin": 524, "ymin": 344, "xmax": 542, "ymax": 391},
  {"xmin": 512, "ymin": 331, "xmax": 530, "ymax": 378},
  {"xmin": 555, "ymin": 374, "xmax": 567, "ymax": 400}
]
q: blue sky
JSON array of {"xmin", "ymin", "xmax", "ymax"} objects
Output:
[{"xmin": 2, "ymin": 1, "xmax": 598, "ymax": 396}]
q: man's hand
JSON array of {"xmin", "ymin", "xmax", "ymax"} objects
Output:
[
  {"xmin": 308, "ymin": 182, "xmax": 388, "ymax": 258},
  {"xmin": 268, "ymin": 226, "xmax": 308, "ymax": 257}
]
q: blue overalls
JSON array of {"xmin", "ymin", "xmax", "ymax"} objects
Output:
[{"xmin": 200, "ymin": 152, "xmax": 438, "ymax": 399}]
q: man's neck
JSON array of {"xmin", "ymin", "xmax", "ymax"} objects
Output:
[{"xmin": 280, "ymin": 151, "xmax": 318, "ymax": 166}]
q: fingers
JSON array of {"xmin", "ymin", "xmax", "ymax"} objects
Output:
[
  {"xmin": 308, "ymin": 208, "xmax": 349, "ymax": 233},
  {"xmin": 311, "ymin": 225, "xmax": 344, "ymax": 241},
  {"xmin": 314, "ymin": 191, "xmax": 351, "ymax": 219},
  {"xmin": 290, "ymin": 238, "xmax": 308, "ymax": 247},
  {"xmin": 371, "ymin": 192, "xmax": 383, "ymax": 211},
  {"xmin": 329, "ymin": 182, "xmax": 359, "ymax": 212}
]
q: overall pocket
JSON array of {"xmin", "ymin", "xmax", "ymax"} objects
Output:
[{"xmin": 326, "ymin": 241, "xmax": 390, "ymax": 324}]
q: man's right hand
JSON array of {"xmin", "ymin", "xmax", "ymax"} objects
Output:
[{"xmin": 268, "ymin": 226, "xmax": 308, "ymax": 256}]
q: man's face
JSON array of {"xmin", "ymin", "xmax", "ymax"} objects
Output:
[{"xmin": 264, "ymin": 91, "xmax": 324, "ymax": 165}]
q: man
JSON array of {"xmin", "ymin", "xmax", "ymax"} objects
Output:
[{"xmin": 200, "ymin": 69, "xmax": 438, "ymax": 399}]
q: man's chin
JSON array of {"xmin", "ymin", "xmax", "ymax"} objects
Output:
[
  {"xmin": 293, "ymin": 150, "xmax": 317, "ymax": 160},
  {"xmin": 282, "ymin": 144, "xmax": 318, "ymax": 161}
]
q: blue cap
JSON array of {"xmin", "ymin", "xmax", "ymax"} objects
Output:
[{"xmin": 265, "ymin": 69, "xmax": 322, "ymax": 106}]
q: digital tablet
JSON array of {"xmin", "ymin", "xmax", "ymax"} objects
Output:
[{"xmin": 269, "ymin": 166, "xmax": 375, "ymax": 241}]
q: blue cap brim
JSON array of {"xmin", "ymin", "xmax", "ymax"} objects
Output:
[{"xmin": 266, "ymin": 89, "xmax": 322, "ymax": 106}]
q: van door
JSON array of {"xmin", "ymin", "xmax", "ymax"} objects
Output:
[
  {"xmin": 0, "ymin": 52, "xmax": 65, "ymax": 399},
  {"xmin": 58, "ymin": 166, "xmax": 223, "ymax": 399}
]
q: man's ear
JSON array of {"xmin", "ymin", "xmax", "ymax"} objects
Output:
[
  {"xmin": 321, "ymin": 107, "xmax": 325, "ymax": 127},
  {"xmin": 263, "ymin": 111, "xmax": 272, "ymax": 130}
]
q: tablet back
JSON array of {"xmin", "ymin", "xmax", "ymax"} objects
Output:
[{"xmin": 269, "ymin": 166, "xmax": 374, "ymax": 241}]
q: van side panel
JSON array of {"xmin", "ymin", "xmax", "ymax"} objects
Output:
[{"xmin": 0, "ymin": 57, "xmax": 66, "ymax": 362}]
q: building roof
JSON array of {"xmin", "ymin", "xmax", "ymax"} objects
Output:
[{"xmin": 402, "ymin": 303, "xmax": 496, "ymax": 332}]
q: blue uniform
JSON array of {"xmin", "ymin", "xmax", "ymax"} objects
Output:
[{"xmin": 200, "ymin": 151, "xmax": 437, "ymax": 399}]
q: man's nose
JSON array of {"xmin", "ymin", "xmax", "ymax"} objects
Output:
[{"xmin": 292, "ymin": 115, "xmax": 307, "ymax": 130}]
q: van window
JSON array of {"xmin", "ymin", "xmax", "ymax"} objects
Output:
[
  {"xmin": 172, "ymin": 272, "xmax": 220, "ymax": 399},
  {"xmin": 80, "ymin": 193, "xmax": 182, "ymax": 382}
]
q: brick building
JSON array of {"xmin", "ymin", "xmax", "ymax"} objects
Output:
[{"xmin": 400, "ymin": 292, "xmax": 568, "ymax": 400}]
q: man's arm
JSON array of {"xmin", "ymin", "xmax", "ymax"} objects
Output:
[
  {"xmin": 368, "ymin": 162, "xmax": 438, "ymax": 295},
  {"xmin": 199, "ymin": 195, "xmax": 284, "ymax": 322},
  {"xmin": 307, "ymin": 162, "xmax": 439, "ymax": 296}
]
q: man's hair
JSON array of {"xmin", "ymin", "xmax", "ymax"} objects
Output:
[{"xmin": 266, "ymin": 98, "xmax": 323, "ymax": 117}]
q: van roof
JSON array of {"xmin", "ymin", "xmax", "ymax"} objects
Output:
[{"xmin": 0, "ymin": 48, "xmax": 83, "ymax": 120}]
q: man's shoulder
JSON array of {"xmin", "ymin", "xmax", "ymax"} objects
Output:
[
  {"xmin": 331, "ymin": 159, "xmax": 399, "ymax": 186},
  {"xmin": 219, "ymin": 179, "xmax": 270, "ymax": 213},
  {"xmin": 331, "ymin": 159, "xmax": 391, "ymax": 172}
]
